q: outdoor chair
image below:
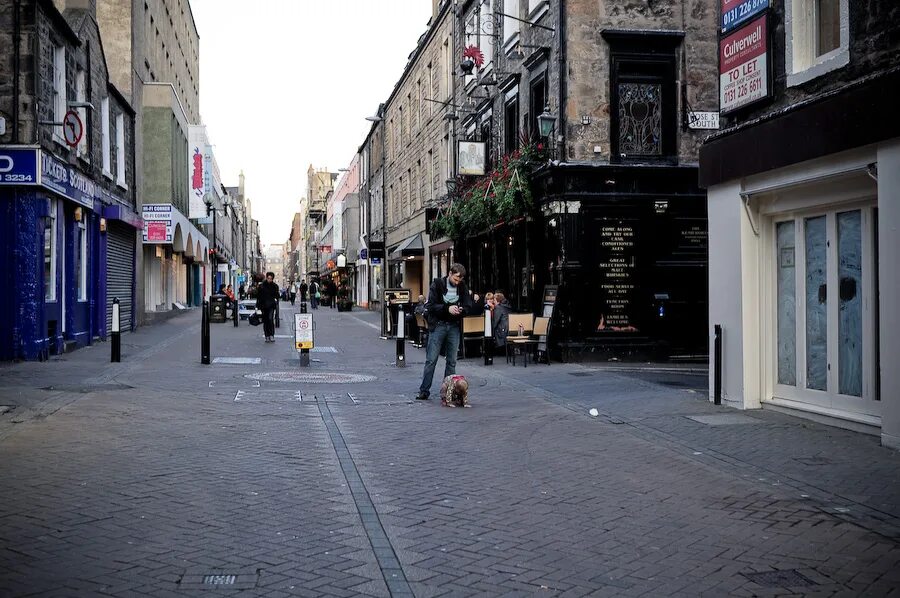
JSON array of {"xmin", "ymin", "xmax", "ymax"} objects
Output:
[
  {"xmin": 414, "ymin": 314, "xmax": 429, "ymax": 348},
  {"xmin": 505, "ymin": 313, "xmax": 534, "ymax": 366},
  {"xmin": 461, "ymin": 316, "xmax": 485, "ymax": 358}
]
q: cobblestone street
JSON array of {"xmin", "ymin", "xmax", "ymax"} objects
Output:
[{"xmin": 1, "ymin": 306, "xmax": 899, "ymax": 597}]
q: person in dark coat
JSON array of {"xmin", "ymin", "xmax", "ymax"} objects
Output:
[
  {"xmin": 299, "ymin": 280, "xmax": 309, "ymax": 304},
  {"xmin": 256, "ymin": 272, "xmax": 280, "ymax": 343},
  {"xmin": 491, "ymin": 292, "xmax": 512, "ymax": 350},
  {"xmin": 416, "ymin": 263, "xmax": 474, "ymax": 400}
]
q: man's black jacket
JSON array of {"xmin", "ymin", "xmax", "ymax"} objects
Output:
[
  {"xmin": 424, "ymin": 277, "xmax": 474, "ymax": 324},
  {"xmin": 256, "ymin": 281, "xmax": 280, "ymax": 310}
]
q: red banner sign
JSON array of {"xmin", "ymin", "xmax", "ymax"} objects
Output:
[{"xmin": 719, "ymin": 15, "xmax": 769, "ymax": 114}]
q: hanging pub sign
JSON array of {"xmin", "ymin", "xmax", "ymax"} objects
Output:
[
  {"xmin": 719, "ymin": 15, "xmax": 771, "ymax": 115},
  {"xmin": 458, "ymin": 141, "xmax": 486, "ymax": 176},
  {"xmin": 720, "ymin": 0, "xmax": 768, "ymax": 33}
]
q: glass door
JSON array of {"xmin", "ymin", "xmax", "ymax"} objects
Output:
[{"xmin": 773, "ymin": 206, "xmax": 879, "ymax": 419}]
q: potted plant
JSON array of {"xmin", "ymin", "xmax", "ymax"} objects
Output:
[{"xmin": 337, "ymin": 282, "xmax": 353, "ymax": 312}]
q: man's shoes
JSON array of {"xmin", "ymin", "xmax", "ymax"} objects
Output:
[{"xmin": 415, "ymin": 391, "xmax": 430, "ymax": 401}]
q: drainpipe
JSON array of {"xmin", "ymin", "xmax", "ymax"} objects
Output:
[
  {"xmin": 556, "ymin": 0, "xmax": 566, "ymax": 162},
  {"xmin": 13, "ymin": 0, "xmax": 21, "ymax": 143}
]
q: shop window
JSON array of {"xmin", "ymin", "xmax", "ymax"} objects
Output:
[
  {"xmin": 77, "ymin": 219, "xmax": 87, "ymax": 302},
  {"xmin": 604, "ymin": 32, "xmax": 680, "ymax": 163},
  {"xmin": 786, "ymin": 0, "xmax": 849, "ymax": 86},
  {"xmin": 44, "ymin": 201, "xmax": 58, "ymax": 302}
]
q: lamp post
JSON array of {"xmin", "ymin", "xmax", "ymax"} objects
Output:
[
  {"xmin": 366, "ymin": 113, "xmax": 389, "ymax": 338},
  {"xmin": 205, "ymin": 196, "xmax": 217, "ymax": 292}
]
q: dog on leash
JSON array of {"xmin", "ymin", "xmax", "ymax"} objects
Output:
[{"xmin": 440, "ymin": 375, "xmax": 470, "ymax": 408}]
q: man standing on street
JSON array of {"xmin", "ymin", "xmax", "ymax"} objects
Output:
[
  {"xmin": 416, "ymin": 263, "xmax": 473, "ymax": 401},
  {"xmin": 309, "ymin": 279, "xmax": 320, "ymax": 309},
  {"xmin": 256, "ymin": 272, "xmax": 280, "ymax": 343},
  {"xmin": 299, "ymin": 279, "xmax": 309, "ymax": 305}
]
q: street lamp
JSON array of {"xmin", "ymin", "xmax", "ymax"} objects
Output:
[
  {"xmin": 537, "ymin": 104, "xmax": 556, "ymax": 138},
  {"xmin": 366, "ymin": 113, "xmax": 389, "ymax": 338}
]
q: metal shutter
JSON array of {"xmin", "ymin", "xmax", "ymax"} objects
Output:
[{"xmin": 106, "ymin": 222, "xmax": 135, "ymax": 334}]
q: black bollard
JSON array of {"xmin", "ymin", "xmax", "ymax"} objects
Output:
[
  {"xmin": 395, "ymin": 305, "xmax": 406, "ymax": 367},
  {"xmin": 300, "ymin": 301, "xmax": 307, "ymax": 314},
  {"xmin": 483, "ymin": 307, "xmax": 493, "ymax": 366},
  {"xmin": 233, "ymin": 297, "xmax": 239, "ymax": 327},
  {"xmin": 275, "ymin": 300, "xmax": 281, "ymax": 328},
  {"xmin": 201, "ymin": 300, "xmax": 211, "ymax": 365},
  {"xmin": 713, "ymin": 324, "xmax": 722, "ymax": 405},
  {"xmin": 111, "ymin": 297, "xmax": 121, "ymax": 362}
]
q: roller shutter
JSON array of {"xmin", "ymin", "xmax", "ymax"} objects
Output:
[{"xmin": 106, "ymin": 222, "xmax": 135, "ymax": 334}]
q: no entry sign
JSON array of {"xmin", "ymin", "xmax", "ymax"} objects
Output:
[
  {"xmin": 294, "ymin": 313, "xmax": 314, "ymax": 350},
  {"xmin": 719, "ymin": 15, "xmax": 769, "ymax": 114}
]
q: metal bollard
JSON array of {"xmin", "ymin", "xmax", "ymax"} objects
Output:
[
  {"xmin": 233, "ymin": 297, "xmax": 239, "ymax": 327},
  {"xmin": 713, "ymin": 324, "xmax": 722, "ymax": 405},
  {"xmin": 395, "ymin": 305, "xmax": 405, "ymax": 367},
  {"xmin": 275, "ymin": 300, "xmax": 281, "ymax": 328},
  {"xmin": 201, "ymin": 300, "xmax": 211, "ymax": 365},
  {"xmin": 300, "ymin": 301, "xmax": 307, "ymax": 314},
  {"xmin": 111, "ymin": 297, "xmax": 121, "ymax": 362}
]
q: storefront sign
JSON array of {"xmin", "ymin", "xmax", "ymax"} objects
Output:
[
  {"xmin": 721, "ymin": 0, "xmax": 768, "ymax": 33},
  {"xmin": 41, "ymin": 151, "xmax": 96, "ymax": 209},
  {"xmin": 720, "ymin": 16, "xmax": 770, "ymax": 114},
  {"xmin": 0, "ymin": 147, "xmax": 39, "ymax": 184},
  {"xmin": 597, "ymin": 220, "xmax": 638, "ymax": 331},
  {"xmin": 142, "ymin": 204, "xmax": 173, "ymax": 243},
  {"xmin": 359, "ymin": 248, "xmax": 368, "ymax": 260}
]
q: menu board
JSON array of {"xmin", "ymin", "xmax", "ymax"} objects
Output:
[{"xmin": 598, "ymin": 220, "xmax": 638, "ymax": 331}]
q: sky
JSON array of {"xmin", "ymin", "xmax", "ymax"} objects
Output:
[{"xmin": 189, "ymin": 0, "xmax": 434, "ymax": 247}]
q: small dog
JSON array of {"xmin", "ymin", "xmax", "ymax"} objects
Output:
[{"xmin": 440, "ymin": 375, "xmax": 470, "ymax": 408}]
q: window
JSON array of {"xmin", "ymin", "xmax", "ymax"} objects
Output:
[
  {"xmin": 428, "ymin": 149, "xmax": 435, "ymax": 201},
  {"xmin": 480, "ymin": 111, "xmax": 493, "ymax": 171},
  {"xmin": 44, "ymin": 200, "xmax": 57, "ymax": 302},
  {"xmin": 76, "ymin": 219, "xmax": 87, "ymax": 302},
  {"xmin": 786, "ymin": 0, "xmax": 849, "ymax": 86},
  {"xmin": 75, "ymin": 68, "xmax": 88, "ymax": 159},
  {"xmin": 528, "ymin": 0, "xmax": 550, "ymax": 20},
  {"xmin": 503, "ymin": 0, "xmax": 520, "ymax": 46},
  {"xmin": 101, "ymin": 97, "xmax": 112, "ymax": 176},
  {"xmin": 465, "ymin": 14, "xmax": 477, "ymax": 87},
  {"xmin": 504, "ymin": 90, "xmax": 520, "ymax": 154},
  {"xmin": 529, "ymin": 74, "xmax": 547, "ymax": 141},
  {"xmin": 604, "ymin": 32, "xmax": 680, "ymax": 162},
  {"xmin": 52, "ymin": 44, "xmax": 66, "ymax": 144},
  {"xmin": 479, "ymin": 0, "xmax": 494, "ymax": 71},
  {"xmin": 116, "ymin": 113, "xmax": 126, "ymax": 187}
]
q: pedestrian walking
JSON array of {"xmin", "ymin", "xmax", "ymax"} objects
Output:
[
  {"xmin": 256, "ymin": 272, "xmax": 280, "ymax": 343},
  {"xmin": 289, "ymin": 280, "xmax": 297, "ymax": 306},
  {"xmin": 310, "ymin": 279, "xmax": 320, "ymax": 309},
  {"xmin": 416, "ymin": 263, "xmax": 474, "ymax": 401},
  {"xmin": 238, "ymin": 283, "xmax": 246, "ymax": 300},
  {"xmin": 299, "ymin": 279, "xmax": 309, "ymax": 305}
]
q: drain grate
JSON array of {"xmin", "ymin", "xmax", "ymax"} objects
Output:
[
  {"xmin": 743, "ymin": 569, "xmax": 816, "ymax": 588},
  {"xmin": 203, "ymin": 574, "xmax": 236, "ymax": 585}
]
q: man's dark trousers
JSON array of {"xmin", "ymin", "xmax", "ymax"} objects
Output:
[{"xmin": 418, "ymin": 320, "xmax": 460, "ymax": 395}]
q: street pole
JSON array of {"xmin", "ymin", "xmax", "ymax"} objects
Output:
[
  {"xmin": 110, "ymin": 297, "xmax": 121, "ymax": 362},
  {"xmin": 201, "ymin": 300, "xmax": 210, "ymax": 365},
  {"xmin": 380, "ymin": 121, "xmax": 389, "ymax": 339}
]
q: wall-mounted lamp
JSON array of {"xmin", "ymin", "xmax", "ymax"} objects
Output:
[
  {"xmin": 537, "ymin": 105, "xmax": 556, "ymax": 138},
  {"xmin": 99, "ymin": 217, "xmax": 107, "ymax": 233},
  {"xmin": 74, "ymin": 207, "xmax": 83, "ymax": 222}
]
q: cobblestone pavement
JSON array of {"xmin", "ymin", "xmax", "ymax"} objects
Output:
[{"xmin": 0, "ymin": 304, "xmax": 898, "ymax": 597}]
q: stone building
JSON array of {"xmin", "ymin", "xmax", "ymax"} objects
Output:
[
  {"xmin": 303, "ymin": 165, "xmax": 336, "ymax": 279},
  {"xmin": 431, "ymin": 0, "xmax": 718, "ymax": 358},
  {"xmin": 359, "ymin": 106, "xmax": 386, "ymax": 310},
  {"xmin": 699, "ymin": 0, "xmax": 900, "ymax": 447},
  {"xmin": 379, "ymin": 0, "xmax": 455, "ymax": 302},
  {"xmin": 96, "ymin": 0, "xmax": 208, "ymax": 323},
  {"xmin": 0, "ymin": 0, "xmax": 142, "ymax": 360}
]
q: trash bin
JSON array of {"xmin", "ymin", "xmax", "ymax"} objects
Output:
[{"xmin": 209, "ymin": 294, "xmax": 228, "ymax": 323}]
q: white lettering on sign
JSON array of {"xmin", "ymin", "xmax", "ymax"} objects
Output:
[
  {"xmin": 722, "ymin": 24, "xmax": 761, "ymax": 59},
  {"xmin": 0, "ymin": 156, "xmax": 12, "ymax": 173}
]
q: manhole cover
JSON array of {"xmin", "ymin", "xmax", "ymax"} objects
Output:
[
  {"xmin": 743, "ymin": 569, "xmax": 816, "ymax": 588},
  {"xmin": 245, "ymin": 372, "xmax": 377, "ymax": 384}
]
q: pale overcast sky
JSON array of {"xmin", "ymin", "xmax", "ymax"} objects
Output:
[{"xmin": 190, "ymin": 0, "xmax": 434, "ymax": 247}]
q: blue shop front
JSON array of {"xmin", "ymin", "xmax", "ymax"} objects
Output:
[{"xmin": 0, "ymin": 147, "xmax": 141, "ymax": 361}]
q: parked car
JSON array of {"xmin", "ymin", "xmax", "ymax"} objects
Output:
[{"xmin": 238, "ymin": 299, "xmax": 257, "ymax": 320}]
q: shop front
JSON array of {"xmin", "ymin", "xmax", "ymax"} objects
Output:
[
  {"xmin": 389, "ymin": 233, "xmax": 425, "ymax": 300},
  {"xmin": 0, "ymin": 148, "xmax": 140, "ymax": 360}
]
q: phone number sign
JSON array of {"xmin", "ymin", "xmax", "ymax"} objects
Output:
[
  {"xmin": 721, "ymin": 0, "xmax": 768, "ymax": 33},
  {"xmin": 720, "ymin": 15, "xmax": 769, "ymax": 114}
]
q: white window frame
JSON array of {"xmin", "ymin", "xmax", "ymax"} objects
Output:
[
  {"xmin": 101, "ymin": 97, "xmax": 112, "ymax": 177},
  {"xmin": 503, "ymin": 0, "xmax": 521, "ymax": 52},
  {"xmin": 528, "ymin": 0, "xmax": 550, "ymax": 22},
  {"xmin": 75, "ymin": 68, "xmax": 88, "ymax": 159},
  {"xmin": 116, "ymin": 112, "xmax": 127, "ymax": 188},
  {"xmin": 52, "ymin": 44, "xmax": 67, "ymax": 145},
  {"xmin": 44, "ymin": 200, "xmax": 58, "ymax": 302},
  {"xmin": 479, "ymin": 0, "xmax": 494, "ymax": 75},
  {"xmin": 77, "ymin": 219, "xmax": 87, "ymax": 302},
  {"xmin": 785, "ymin": 0, "xmax": 850, "ymax": 87}
]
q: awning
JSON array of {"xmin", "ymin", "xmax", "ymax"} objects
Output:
[{"xmin": 390, "ymin": 233, "xmax": 424, "ymax": 258}]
